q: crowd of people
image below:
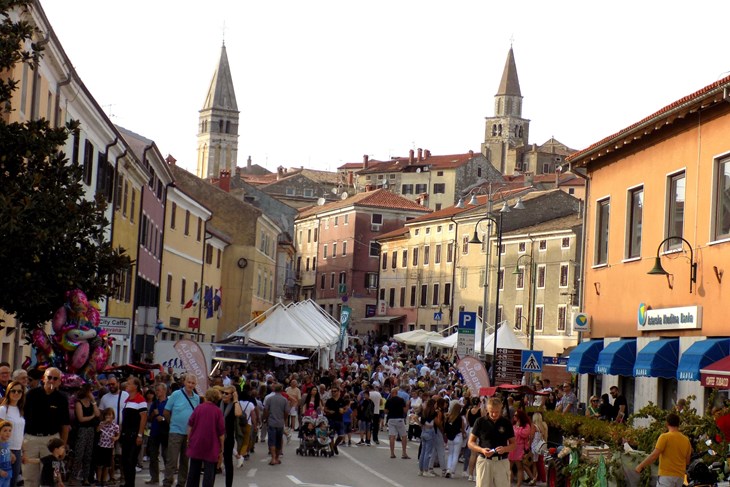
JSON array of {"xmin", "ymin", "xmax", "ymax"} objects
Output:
[{"xmin": 0, "ymin": 333, "xmax": 642, "ymax": 487}]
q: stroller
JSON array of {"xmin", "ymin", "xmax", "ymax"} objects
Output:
[{"xmin": 296, "ymin": 416, "xmax": 334, "ymax": 457}]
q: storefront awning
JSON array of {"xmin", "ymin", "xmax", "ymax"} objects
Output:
[
  {"xmin": 360, "ymin": 315, "xmax": 406, "ymax": 323},
  {"xmin": 595, "ymin": 339, "xmax": 636, "ymax": 376},
  {"xmin": 566, "ymin": 339, "xmax": 604, "ymax": 374},
  {"xmin": 633, "ymin": 339, "xmax": 679, "ymax": 378},
  {"xmin": 676, "ymin": 338, "xmax": 730, "ymax": 381},
  {"xmin": 700, "ymin": 356, "xmax": 730, "ymax": 388}
]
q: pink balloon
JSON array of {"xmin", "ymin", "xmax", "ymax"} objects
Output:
[
  {"xmin": 31, "ymin": 328, "xmax": 52, "ymax": 354},
  {"xmin": 52, "ymin": 306, "xmax": 67, "ymax": 332},
  {"xmin": 70, "ymin": 342, "xmax": 90, "ymax": 372}
]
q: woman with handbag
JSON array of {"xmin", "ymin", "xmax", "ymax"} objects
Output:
[
  {"xmin": 73, "ymin": 383, "xmax": 100, "ymax": 485},
  {"xmin": 508, "ymin": 409, "xmax": 531, "ymax": 487},
  {"xmin": 529, "ymin": 412, "xmax": 548, "ymax": 485},
  {"xmin": 443, "ymin": 401, "xmax": 466, "ymax": 478}
]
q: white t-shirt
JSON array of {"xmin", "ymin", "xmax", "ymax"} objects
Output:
[
  {"xmin": 0, "ymin": 404, "xmax": 25, "ymax": 449},
  {"xmin": 239, "ymin": 399, "xmax": 256, "ymax": 424},
  {"xmin": 99, "ymin": 391, "xmax": 129, "ymax": 425},
  {"xmin": 370, "ymin": 390, "xmax": 382, "ymax": 414}
]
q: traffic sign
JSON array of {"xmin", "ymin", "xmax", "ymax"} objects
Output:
[
  {"xmin": 338, "ymin": 283, "xmax": 347, "ymax": 295},
  {"xmin": 521, "ymin": 350, "xmax": 543, "ymax": 372},
  {"xmin": 494, "ymin": 348, "xmax": 523, "ymax": 384},
  {"xmin": 457, "ymin": 311, "xmax": 477, "ymax": 357},
  {"xmin": 434, "ymin": 311, "xmax": 443, "ymax": 322}
]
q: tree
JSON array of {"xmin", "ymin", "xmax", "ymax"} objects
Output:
[{"xmin": 0, "ymin": 0, "xmax": 131, "ymax": 330}]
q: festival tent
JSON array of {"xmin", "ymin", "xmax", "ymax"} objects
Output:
[
  {"xmin": 393, "ymin": 329, "xmax": 443, "ymax": 347},
  {"xmin": 426, "ymin": 319, "xmax": 528, "ymax": 354}
]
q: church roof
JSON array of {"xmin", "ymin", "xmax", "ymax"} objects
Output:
[
  {"xmin": 202, "ymin": 44, "xmax": 238, "ymax": 112},
  {"xmin": 496, "ymin": 47, "xmax": 521, "ymax": 97}
]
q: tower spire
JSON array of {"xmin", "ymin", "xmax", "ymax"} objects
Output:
[{"xmin": 496, "ymin": 46, "xmax": 521, "ymax": 97}]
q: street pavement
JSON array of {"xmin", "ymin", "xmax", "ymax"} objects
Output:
[{"xmin": 133, "ymin": 435, "xmax": 476, "ymax": 487}]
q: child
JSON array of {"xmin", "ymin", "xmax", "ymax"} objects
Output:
[
  {"xmin": 40, "ymin": 438, "xmax": 66, "ymax": 487},
  {"xmin": 95, "ymin": 408, "xmax": 120, "ymax": 487},
  {"xmin": 0, "ymin": 421, "xmax": 13, "ymax": 487}
]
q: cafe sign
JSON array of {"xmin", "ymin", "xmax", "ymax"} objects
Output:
[{"xmin": 637, "ymin": 304, "xmax": 701, "ymax": 331}]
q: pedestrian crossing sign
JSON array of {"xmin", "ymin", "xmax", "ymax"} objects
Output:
[{"xmin": 521, "ymin": 350, "xmax": 543, "ymax": 372}]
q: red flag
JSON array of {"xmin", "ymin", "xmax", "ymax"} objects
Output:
[{"xmin": 183, "ymin": 287, "xmax": 201, "ymax": 310}]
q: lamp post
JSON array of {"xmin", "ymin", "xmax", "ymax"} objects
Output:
[
  {"xmin": 647, "ymin": 236, "xmax": 697, "ymax": 293},
  {"xmin": 513, "ymin": 254, "xmax": 537, "ymax": 351}
]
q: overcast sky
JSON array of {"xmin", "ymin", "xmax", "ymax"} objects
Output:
[{"xmin": 41, "ymin": 1, "xmax": 730, "ymax": 174}]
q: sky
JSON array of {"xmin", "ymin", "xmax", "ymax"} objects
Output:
[{"xmin": 41, "ymin": 1, "xmax": 730, "ymax": 175}]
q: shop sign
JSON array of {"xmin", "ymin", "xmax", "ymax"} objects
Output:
[{"xmin": 637, "ymin": 304, "xmax": 701, "ymax": 331}]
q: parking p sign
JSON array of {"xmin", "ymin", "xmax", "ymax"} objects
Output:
[{"xmin": 457, "ymin": 311, "xmax": 477, "ymax": 357}]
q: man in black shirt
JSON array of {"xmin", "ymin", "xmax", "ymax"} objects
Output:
[
  {"xmin": 610, "ymin": 386, "xmax": 628, "ymax": 423},
  {"xmin": 23, "ymin": 367, "xmax": 70, "ymax": 486},
  {"xmin": 324, "ymin": 388, "xmax": 347, "ymax": 454},
  {"xmin": 384, "ymin": 386, "xmax": 409, "ymax": 459},
  {"xmin": 468, "ymin": 397, "xmax": 515, "ymax": 487}
]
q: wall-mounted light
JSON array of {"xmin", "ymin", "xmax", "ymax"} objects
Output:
[{"xmin": 647, "ymin": 236, "xmax": 697, "ymax": 293}]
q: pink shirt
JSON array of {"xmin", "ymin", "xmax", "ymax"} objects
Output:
[
  {"xmin": 99, "ymin": 422, "xmax": 120, "ymax": 448},
  {"xmin": 186, "ymin": 401, "xmax": 225, "ymax": 463}
]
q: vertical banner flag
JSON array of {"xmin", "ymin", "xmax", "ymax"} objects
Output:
[
  {"xmin": 457, "ymin": 356, "xmax": 490, "ymax": 396},
  {"xmin": 174, "ymin": 339, "xmax": 209, "ymax": 394},
  {"xmin": 339, "ymin": 305, "xmax": 352, "ymax": 351}
]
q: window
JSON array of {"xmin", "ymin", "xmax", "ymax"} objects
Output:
[
  {"xmin": 561, "ymin": 237, "xmax": 570, "ymax": 249},
  {"xmin": 323, "ymin": 244, "xmax": 328, "ymax": 259},
  {"xmin": 447, "ymin": 243, "xmax": 453, "ymax": 263},
  {"xmin": 515, "ymin": 267, "xmax": 524, "ymax": 289},
  {"xmin": 666, "ymin": 172, "xmax": 685, "ymax": 249},
  {"xmin": 557, "ymin": 305, "xmax": 567, "ymax": 332},
  {"xmin": 314, "ymin": 229, "xmax": 318, "ymax": 242},
  {"xmin": 535, "ymin": 305, "xmax": 544, "ymax": 332},
  {"xmin": 205, "ymin": 244, "xmax": 213, "ymax": 264},
  {"xmin": 514, "ymin": 306, "xmax": 523, "ymax": 330},
  {"xmin": 497, "ymin": 268, "xmax": 504, "ymax": 290},
  {"xmin": 217, "ymin": 249, "xmax": 221, "ymax": 268},
  {"xmin": 320, "ymin": 274, "xmax": 326, "ymax": 289},
  {"xmin": 401, "ymin": 184, "xmax": 414, "ymax": 195},
  {"xmin": 462, "ymin": 235, "xmax": 469, "ymax": 254},
  {"xmin": 423, "ymin": 245, "xmax": 430, "ymax": 265},
  {"xmin": 342, "ymin": 241, "xmax": 347, "ymax": 256},
  {"xmin": 518, "ymin": 242, "xmax": 526, "ymax": 253},
  {"xmin": 389, "ymin": 288, "xmax": 396, "ymax": 308},
  {"xmin": 716, "ymin": 158, "xmax": 730, "ymax": 239},
  {"xmin": 415, "ymin": 184, "xmax": 427, "ymax": 194},
  {"xmin": 412, "ymin": 247, "xmax": 419, "ymax": 266},
  {"xmin": 180, "ymin": 278, "xmax": 186, "ymax": 305},
  {"xmin": 344, "ymin": 214, "xmax": 349, "ymax": 225},
  {"xmin": 496, "ymin": 306, "xmax": 503, "ymax": 325},
  {"xmin": 330, "ymin": 273, "xmax": 335, "ymax": 289},
  {"xmin": 303, "ymin": 188, "xmax": 314, "ymax": 197},
  {"xmin": 420, "ymin": 284, "xmax": 428, "ymax": 306},
  {"xmin": 305, "ymin": 258, "xmax": 310, "ymax": 271},
  {"xmin": 307, "ymin": 229, "xmax": 312, "ymax": 243},
  {"xmin": 432, "ymin": 283, "xmax": 440, "ymax": 306},
  {"xmin": 371, "ymin": 213, "xmax": 383, "ymax": 225},
  {"xmin": 443, "ymin": 283, "xmax": 451, "ymax": 305},
  {"xmin": 369, "ymin": 241, "xmax": 380, "ymax": 257},
  {"xmin": 479, "ymin": 269, "xmax": 486, "ymax": 287},
  {"xmin": 197, "ymin": 217, "xmax": 202, "ymax": 241},
  {"xmin": 166, "ymin": 274, "xmax": 172, "ymax": 302},
  {"xmin": 339, "ymin": 272, "xmax": 346, "ymax": 285},
  {"xmin": 130, "ymin": 190, "xmax": 136, "ymax": 223},
  {"xmin": 334, "ymin": 216, "xmax": 339, "ymax": 227},
  {"xmin": 382, "ymin": 252, "xmax": 388, "ymax": 270},
  {"xmin": 434, "ymin": 244, "xmax": 441, "ymax": 264},
  {"xmin": 539, "ymin": 240, "xmax": 547, "ymax": 251},
  {"xmin": 425, "ymin": 227, "xmax": 431, "ymax": 235},
  {"xmin": 537, "ymin": 265, "xmax": 546, "ymax": 288},
  {"xmin": 399, "ymin": 287, "xmax": 406, "ymax": 307},
  {"xmin": 332, "ymin": 242, "xmax": 337, "ymax": 257},
  {"xmin": 433, "ymin": 183, "xmax": 446, "ymax": 194},
  {"xmin": 560, "ymin": 264, "xmax": 569, "ymax": 287},
  {"xmin": 82, "ymin": 140, "xmax": 94, "ymax": 186},
  {"xmin": 595, "ymin": 198, "xmax": 610, "ymax": 265},
  {"xmin": 122, "ymin": 180, "xmax": 128, "ymax": 216},
  {"xmin": 365, "ymin": 272, "xmax": 378, "ymax": 289},
  {"xmin": 391, "ymin": 251, "xmax": 397, "ymax": 269},
  {"xmin": 460, "ymin": 268, "xmax": 468, "ymax": 288},
  {"xmin": 170, "ymin": 202, "xmax": 177, "ymax": 229},
  {"xmin": 627, "ymin": 187, "xmax": 643, "ymax": 258},
  {"xmin": 285, "ymin": 187, "xmax": 294, "ymax": 196},
  {"xmin": 184, "ymin": 210, "xmax": 190, "ymax": 236},
  {"xmin": 401, "ymin": 249, "xmax": 408, "ymax": 268},
  {"xmin": 410, "ymin": 285, "xmax": 417, "ymax": 307}
]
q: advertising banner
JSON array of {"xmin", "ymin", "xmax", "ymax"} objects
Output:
[
  {"xmin": 457, "ymin": 356, "xmax": 490, "ymax": 396},
  {"xmin": 173, "ymin": 339, "xmax": 209, "ymax": 393}
]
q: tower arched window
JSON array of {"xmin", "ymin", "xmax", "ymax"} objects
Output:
[
  {"xmin": 491, "ymin": 125, "xmax": 497, "ymax": 136},
  {"xmin": 219, "ymin": 120, "xmax": 224, "ymax": 133},
  {"xmin": 506, "ymin": 99, "xmax": 512, "ymax": 114},
  {"xmin": 498, "ymin": 124, "xmax": 502, "ymax": 136},
  {"xmin": 226, "ymin": 121, "xmax": 230, "ymax": 134},
  {"xmin": 518, "ymin": 126, "xmax": 523, "ymax": 138}
]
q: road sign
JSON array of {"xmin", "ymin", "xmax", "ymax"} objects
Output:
[
  {"xmin": 457, "ymin": 311, "xmax": 477, "ymax": 357},
  {"xmin": 543, "ymin": 356, "xmax": 569, "ymax": 366},
  {"xmin": 434, "ymin": 311, "xmax": 443, "ymax": 322},
  {"xmin": 573, "ymin": 312, "xmax": 590, "ymax": 332},
  {"xmin": 521, "ymin": 350, "xmax": 543, "ymax": 372},
  {"xmin": 494, "ymin": 348, "xmax": 523, "ymax": 384},
  {"xmin": 338, "ymin": 283, "xmax": 347, "ymax": 295}
]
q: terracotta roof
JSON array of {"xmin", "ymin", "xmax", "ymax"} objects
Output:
[
  {"xmin": 297, "ymin": 189, "xmax": 431, "ymax": 218},
  {"xmin": 338, "ymin": 162, "xmax": 364, "ymax": 170},
  {"xmin": 502, "ymin": 213, "xmax": 582, "ymax": 236},
  {"xmin": 357, "ymin": 151, "xmax": 479, "ymax": 175},
  {"xmin": 377, "ymin": 227, "xmax": 410, "ymax": 241},
  {"xmin": 567, "ymin": 74, "xmax": 730, "ymax": 166}
]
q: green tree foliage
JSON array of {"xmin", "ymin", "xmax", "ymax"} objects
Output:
[{"xmin": 0, "ymin": 0, "xmax": 131, "ymax": 329}]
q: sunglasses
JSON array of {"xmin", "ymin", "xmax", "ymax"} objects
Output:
[
  {"xmin": 9, "ymin": 389, "xmax": 22, "ymax": 394},
  {"xmin": 222, "ymin": 392, "xmax": 232, "ymax": 396},
  {"xmin": 46, "ymin": 376, "xmax": 61, "ymax": 381}
]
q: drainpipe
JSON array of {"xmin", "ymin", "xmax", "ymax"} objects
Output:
[
  {"xmin": 29, "ymin": 33, "xmax": 50, "ymax": 120},
  {"xmin": 54, "ymin": 72, "xmax": 73, "ymax": 128},
  {"xmin": 448, "ymin": 216, "xmax": 459, "ymax": 328}
]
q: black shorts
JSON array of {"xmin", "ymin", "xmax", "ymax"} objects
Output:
[{"xmin": 94, "ymin": 446, "xmax": 113, "ymax": 467}]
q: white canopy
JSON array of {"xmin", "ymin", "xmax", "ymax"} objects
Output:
[
  {"xmin": 426, "ymin": 319, "xmax": 528, "ymax": 354},
  {"xmin": 393, "ymin": 329, "xmax": 443, "ymax": 346}
]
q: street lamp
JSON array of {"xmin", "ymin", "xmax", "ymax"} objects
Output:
[
  {"xmin": 468, "ymin": 198, "xmax": 523, "ymax": 385},
  {"xmin": 647, "ymin": 236, "xmax": 697, "ymax": 293},
  {"xmin": 513, "ymin": 254, "xmax": 537, "ymax": 351}
]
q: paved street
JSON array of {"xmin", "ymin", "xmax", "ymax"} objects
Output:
[{"xmin": 133, "ymin": 436, "xmax": 472, "ymax": 487}]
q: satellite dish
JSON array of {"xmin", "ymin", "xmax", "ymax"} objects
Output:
[
  {"xmin": 382, "ymin": 181, "xmax": 388, "ymax": 189},
  {"xmin": 416, "ymin": 168, "xmax": 421, "ymax": 173},
  {"xmin": 331, "ymin": 187, "xmax": 339, "ymax": 194},
  {"xmin": 317, "ymin": 197, "xmax": 326, "ymax": 206},
  {"xmin": 340, "ymin": 192, "xmax": 348, "ymax": 200}
]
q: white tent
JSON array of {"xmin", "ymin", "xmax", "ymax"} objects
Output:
[
  {"xmin": 393, "ymin": 329, "xmax": 443, "ymax": 347},
  {"xmin": 426, "ymin": 319, "xmax": 528, "ymax": 354}
]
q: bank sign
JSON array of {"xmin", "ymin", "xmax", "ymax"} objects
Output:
[{"xmin": 637, "ymin": 304, "xmax": 701, "ymax": 331}]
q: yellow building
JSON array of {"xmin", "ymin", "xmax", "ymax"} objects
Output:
[
  {"xmin": 251, "ymin": 215, "xmax": 282, "ymax": 316},
  {"xmin": 294, "ymin": 215, "xmax": 320, "ymax": 301}
]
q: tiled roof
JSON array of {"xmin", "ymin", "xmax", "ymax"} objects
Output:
[
  {"xmin": 377, "ymin": 227, "xmax": 410, "ymax": 240},
  {"xmin": 568, "ymin": 74, "xmax": 730, "ymax": 166},
  {"xmin": 357, "ymin": 151, "xmax": 479, "ymax": 175},
  {"xmin": 497, "ymin": 47, "xmax": 521, "ymax": 97},
  {"xmin": 502, "ymin": 213, "xmax": 582, "ymax": 236},
  {"xmin": 297, "ymin": 189, "xmax": 431, "ymax": 218}
]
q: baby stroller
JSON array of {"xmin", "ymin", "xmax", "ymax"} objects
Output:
[{"xmin": 296, "ymin": 416, "xmax": 334, "ymax": 457}]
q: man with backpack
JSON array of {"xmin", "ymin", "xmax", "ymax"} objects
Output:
[
  {"xmin": 162, "ymin": 374, "xmax": 200, "ymax": 487},
  {"xmin": 357, "ymin": 389, "xmax": 374, "ymax": 446}
]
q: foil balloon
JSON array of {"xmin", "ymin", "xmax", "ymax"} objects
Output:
[
  {"xmin": 52, "ymin": 306, "xmax": 66, "ymax": 333},
  {"xmin": 69, "ymin": 342, "xmax": 90, "ymax": 372},
  {"xmin": 31, "ymin": 328, "xmax": 52, "ymax": 354}
]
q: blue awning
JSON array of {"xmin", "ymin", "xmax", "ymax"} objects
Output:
[
  {"xmin": 567, "ymin": 339, "xmax": 604, "ymax": 374},
  {"xmin": 595, "ymin": 339, "xmax": 636, "ymax": 376},
  {"xmin": 633, "ymin": 339, "xmax": 679, "ymax": 378},
  {"xmin": 677, "ymin": 338, "xmax": 730, "ymax": 381}
]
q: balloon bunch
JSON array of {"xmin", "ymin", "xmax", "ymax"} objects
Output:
[{"xmin": 27, "ymin": 289, "xmax": 113, "ymax": 382}]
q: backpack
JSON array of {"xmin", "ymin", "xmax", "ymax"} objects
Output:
[{"xmin": 359, "ymin": 398, "xmax": 374, "ymax": 422}]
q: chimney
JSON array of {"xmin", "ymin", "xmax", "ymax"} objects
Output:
[
  {"xmin": 363, "ymin": 154, "xmax": 369, "ymax": 169},
  {"xmin": 417, "ymin": 148, "xmax": 423, "ymax": 162},
  {"xmin": 277, "ymin": 165, "xmax": 285, "ymax": 180},
  {"xmin": 409, "ymin": 149, "xmax": 414, "ymax": 164},
  {"xmin": 424, "ymin": 149, "xmax": 431, "ymax": 159},
  {"xmin": 165, "ymin": 154, "xmax": 177, "ymax": 166},
  {"xmin": 235, "ymin": 166, "xmax": 241, "ymax": 178},
  {"xmin": 469, "ymin": 149, "xmax": 474, "ymax": 158},
  {"xmin": 219, "ymin": 170, "xmax": 231, "ymax": 192},
  {"xmin": 247, "ymin": 156, "xmax": 252, "ymax": 168},
  {"xmin": 348, "ymin": 171, "xmax": 353, "ymax": 186},
  {"xmin": 525, "ymin": 172, "xmax": 534, "ymax": 187}
]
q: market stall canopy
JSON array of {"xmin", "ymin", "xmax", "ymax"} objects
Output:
[
  {"xmin": 700, "ymin": 355, "xmax": 730, "ymax": 388},
  {"xmin": 267, "ymin": 351, "xmax": 309, "ymax": 361},
  {"xmin": 426, "ymin": 319, "xmax": 528, "ymax": 353},
  {"xmin": 478, "ymin": 384, "xmax": 546, "ymax": 397},
  {"xmin": 677, "ymin": 338, "xmax": 730, "ymax": 381},
  {"xmin": 394, "ymin": 329, "xmax": 442, "ymax": 346}
]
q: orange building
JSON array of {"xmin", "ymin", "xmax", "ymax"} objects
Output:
[{"xmin": 567, "ymin": 76, "xmax": 730, "ymax": 415}]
